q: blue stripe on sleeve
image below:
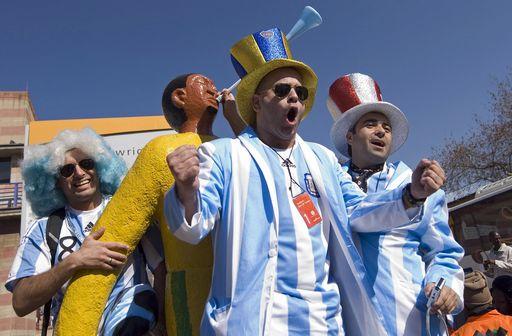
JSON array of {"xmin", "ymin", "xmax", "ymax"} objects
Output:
[{"xmin": 6, "ymin": 219, "xmax": 51, "ymax": 292}]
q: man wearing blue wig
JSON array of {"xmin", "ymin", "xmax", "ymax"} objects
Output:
[
  {"xmin": 5, "ymin": 128, "xmax": 166, "ymax": 335},
  {"xmin": 165, "ymin": 28, "xmax": 448, "ymax": 335}
]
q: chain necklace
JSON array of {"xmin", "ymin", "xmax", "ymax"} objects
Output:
[
  {"xmin": 270, "ymin": 144, "xmax": 295, "ymax": 168},
  {"xmin": 269, "ymin": 143, "xmax": 305, "ymax": 197}
]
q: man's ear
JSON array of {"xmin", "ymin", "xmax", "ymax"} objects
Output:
[
  {"xmin": 171, "ymin": 88, "xmax": 187, "ymax": 109},
  {"xmin": 346, "ymin": 131, "xmax": 354, "ymax": 145},
  {"xmin": 252, "ymin": 94, "xmax": 261, "ymax": 114}
]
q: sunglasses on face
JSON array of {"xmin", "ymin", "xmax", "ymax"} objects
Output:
[
  {"xmin": 59, "ymin": 158, "xmax": 95, "ymax": 178},
  {"xmin": 272, "ymin": 83, "xmax": 309, "ymax": 101}
]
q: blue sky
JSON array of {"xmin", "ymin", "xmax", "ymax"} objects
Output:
[{"xmin": 1, "ymin": 1, "xmax": 511, "ymax": 167}]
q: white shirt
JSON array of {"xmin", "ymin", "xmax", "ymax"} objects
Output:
[{"xmin": 487, "ymin": 243, "xmax": 512, "ymax": 278}]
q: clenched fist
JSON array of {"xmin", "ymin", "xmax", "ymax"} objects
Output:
[
  {"xmin": 167, "ymin": 145, "xmax": 200, "ymax": 221},
  {"xmin": 410, "ymin": 159, "xmax": 446, "ymax": 200},
  {"xmin": 167, "ymin": 145, "xmax": 200, "ymax": 190}
]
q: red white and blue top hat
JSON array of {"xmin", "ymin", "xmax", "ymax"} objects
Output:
[{"xmin": 328, "ymin": 73, "xmax": 409, "ymax": 158}]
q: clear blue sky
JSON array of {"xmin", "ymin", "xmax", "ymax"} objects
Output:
[{"xmin": 1, "ymin": 1, "xmax": 511, "ymax": 167}]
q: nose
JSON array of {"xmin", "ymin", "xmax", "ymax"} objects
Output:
[
  {"xmin": 73, "ymin": 164, "xmax": 86, "ymax": 177},
  {"xmin": 287, "ymin": 87, "xmax": 299, "ymax": 103},
  {"xmin": 374, "ymin": 124, "xmax": 385, "ymax": 137}
]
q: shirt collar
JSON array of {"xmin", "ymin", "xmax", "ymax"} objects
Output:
[{"xmin": 347, "ymin": 161, "xmax": 385, "ymax": 192}]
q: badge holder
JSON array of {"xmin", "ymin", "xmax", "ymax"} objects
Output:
[
  {"xmin": 287, "ymin": 169, "xmax": 322, "ymax": 229},
  {"xmin": 292, "ymin": 192, "xmax": 322, "ymax": 228}
]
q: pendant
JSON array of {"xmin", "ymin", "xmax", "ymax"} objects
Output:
[{"xmin": 282, "ymin": 158, "xmax": 296, "ymax": 168}]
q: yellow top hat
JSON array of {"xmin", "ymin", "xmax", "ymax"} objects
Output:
[{"xmin": 230, "ymin": 28, "xmax": 318, "ymax": 125}]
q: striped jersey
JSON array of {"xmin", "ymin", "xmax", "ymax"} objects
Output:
[
  {"xmin": 164, "ymin": 128, "xmax": 416, "ymax": 336},
  {"xmin": 264, "ymin": 145, "xmax": 343, "ymax": 335},
  {"xmin": 342, "ymin": 160, "xmax": 464, "ymax": 336},
  {"xmin": 5, "ymin": 196, "xmax": 164, "ymax": 326}
]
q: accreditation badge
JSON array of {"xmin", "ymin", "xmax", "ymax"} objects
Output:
[{"xmin": 292, "ymin": 192, "xmax": 322, "ymax": 228}]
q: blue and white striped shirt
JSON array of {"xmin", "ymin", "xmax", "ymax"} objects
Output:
[
  {"xmin": 164, "ymin": 128, "xmax": 414, "ymax": 336},
  {"xmin": 264, "ymin": 145, "xmax": 343, "ymax": 335},
  {"xmin": 343, "ymin": 161, "xmax": 464, "ymax": 336},
  {"xmin": 5, "ymin": 196, "xmax": 164, "ymax": 325}
]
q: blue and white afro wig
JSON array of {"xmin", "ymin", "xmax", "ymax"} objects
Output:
[{"xmin": 22, "ymin": 128, "xmax": 127, "ymax": 217}]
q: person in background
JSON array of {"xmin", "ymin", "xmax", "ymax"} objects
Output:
[
  {"xmin": 491, "ymin": 275, "xmax": 512, "ymax": 316},
  {"xmin": 484, "ymin": 231, "xmax": 512, "ymax": 278},
  {"xmin": 452, "ymin": 271, "xmax": 512, "ymax": 335}
]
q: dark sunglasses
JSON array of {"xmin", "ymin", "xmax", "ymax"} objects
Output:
[
  {"xmin": 272, "ymin": 83, "xmax": 309, "ymax": 101},
  {"xmin": 59, "ymin": 158, "xmax": 95, "ymax": 178}
]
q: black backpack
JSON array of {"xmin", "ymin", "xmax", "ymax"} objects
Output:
[{"xmin": 41, "ymin": 208, "xmax": 66, "ymax": 336}]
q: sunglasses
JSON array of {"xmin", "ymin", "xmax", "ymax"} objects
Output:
[
  {"xmin": 272, "ymin": 83, "xmax": 309, "ymax": 101},
  {"xmin": 59, "ymin": 158, "xmax": 95, "ymax": 178}
]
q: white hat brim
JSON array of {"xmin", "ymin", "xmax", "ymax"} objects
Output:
[{"xmin": 329, "ymin": 101, "xmax": 409, "ymax": 158}]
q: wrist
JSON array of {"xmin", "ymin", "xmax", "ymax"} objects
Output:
[
  {"xmin": 176, "ymin": 185, "xmax": 197, "ymax": 207},
  {"xmin": 62, "ymin": 252, "xmax": 81, "ymax": 273},
  {"xmin": 409, "ymin": 183, "xmax": 427, "ymax": 202},
  {"xmin": 403, "ymin": 183, "xmax": 425, "ymax": 208},
  {"xmin": 181, "ymin": 193, "xmax": 198, "ymax": 210},
  {"xmin": 222, "ymin": 106, "xmax": 236, "ymax": 118}
]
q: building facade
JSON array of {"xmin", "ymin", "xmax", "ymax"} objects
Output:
[{"xmin": 0, "ymin": 91, "xmax": 37, "ymax": 335}]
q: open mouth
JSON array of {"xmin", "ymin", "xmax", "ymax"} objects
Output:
[
  {"xmin": 287, "ymin": 107, "xmax": 298, "ymax": 123},
  {"xmin": 370, "ymin": 139, "xmax": 385, "ymax": 148}
]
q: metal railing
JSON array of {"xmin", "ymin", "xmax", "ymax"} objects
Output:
[{"xmin": 0, "ymin": 182, "xmax": 23, "ymax": 209}]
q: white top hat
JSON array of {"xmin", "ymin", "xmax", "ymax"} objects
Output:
[{"xmin": 328, "ymin": 73, "xmax": 409, "ymax": 158}]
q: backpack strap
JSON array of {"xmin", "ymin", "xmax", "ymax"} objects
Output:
[
  {"xmin": 46, "ymin": 208, "xmax": 65, "ymax": 266},
  {"xmin": 41, "ymin": 208, "xmax": 65, "ymax": 336}
]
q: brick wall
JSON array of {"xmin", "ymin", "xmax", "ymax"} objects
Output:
[
  {"xmin": 0, "ymin": 92, "xmax": 35, "ymax": 146},
  {"xmin": 0, "ymin": 91, "xmax": 38, "ymax": 335},
  {"xmin": 0, "ymin": 233, "xmax": 36, "ymax": 336}
]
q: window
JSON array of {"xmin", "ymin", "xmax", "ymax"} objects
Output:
[{"xmin": 0, "ymin": 158, "xmax": 11, "ymax": 183}]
